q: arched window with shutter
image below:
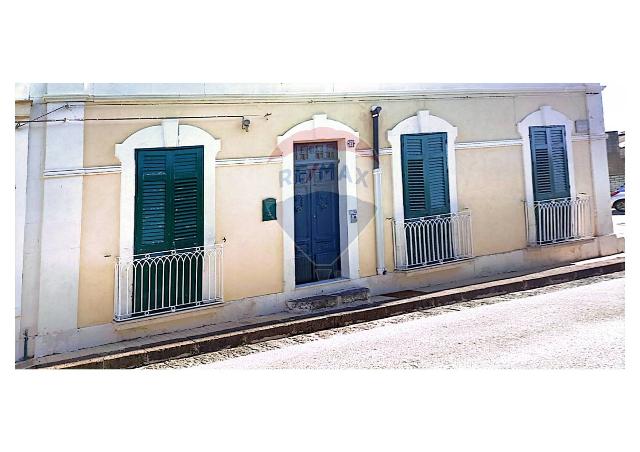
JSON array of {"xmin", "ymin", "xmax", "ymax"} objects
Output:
[
  {"xmin": 529, "ymin": 125, "xmax": 571, "ymax": 201},
  {"xmin": 400, "ymin": 132, "xmax": 451, "ymax": 218}
]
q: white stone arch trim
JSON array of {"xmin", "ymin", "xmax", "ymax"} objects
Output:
[
  {"xmin": 278, "ymin": 114, "xmax": 358, "ymax": 140},
  {"xmin": 517, "ymin": 106, "xmax": 577, "ymax": 244},
  {"xmin": 277, "ymin": 114, "xmax": 360, "ymax": 292},
  {"xmin": 115, "ymin": 119, "xmax": 221, "ymax": 259},
  {"xmin": 387, "ymin": 110, "xmax": 459, "ymax": 222}
]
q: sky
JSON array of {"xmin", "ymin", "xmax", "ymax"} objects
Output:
[{"xmin": 602, "ymin": 84, "xmax": 625, "ymax": 132}]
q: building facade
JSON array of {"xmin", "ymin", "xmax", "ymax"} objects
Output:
[
  {"xmin": 15, "ymin": 83, "xmax": 623, "ymax": 361},
  {"xmin": 606, "ymin": 130, "xmax": 625, "ymax": 191}
]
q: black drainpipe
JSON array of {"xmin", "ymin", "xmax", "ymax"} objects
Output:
[{"xmin": 370, "ymin": 106, "xmax": 382, "ymax": 168}]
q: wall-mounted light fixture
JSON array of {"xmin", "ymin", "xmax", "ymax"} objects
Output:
[{"xmin": 242, "ymin": 117, "xmax": 251, "ymax": 132}]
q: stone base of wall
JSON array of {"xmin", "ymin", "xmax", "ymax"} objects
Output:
[{"xmin": 610, "ymin": 174, "xmax": 625, "ymax": 192}]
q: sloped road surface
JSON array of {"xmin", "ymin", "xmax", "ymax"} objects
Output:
[{"xmin": 149, "ymin": 273, "xmax": 624, "ymax": 369}]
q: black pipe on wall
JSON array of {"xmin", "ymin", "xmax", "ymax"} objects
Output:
[{"xmin": 370, "ymin": 106, "xmax": 382, "ymax": 169}]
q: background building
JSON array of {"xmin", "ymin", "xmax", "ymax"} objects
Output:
[{"xmin": 606, "ymin": 130, "xmax": 625, "ymax": 191}]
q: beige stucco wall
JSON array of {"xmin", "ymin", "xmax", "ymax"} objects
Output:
[
  {"xmin": 573, "ymin": 141, "xmax": 594, "ymax": 197},
  {"xmin": 572, "ymin": 140, "xmax": 597, "ymax": 228},
  {"xmin": 76, "ymin": 92, "xmax": 594, "ymax": 329},
  {"xmin": 380, "ymin": 154, "xmax": 397, "ymax": 272},
  {"xmin": 77, "ymin": 174, "xmax": 120, "ymax": 327},
  {"xmin": 216, "ymin": 164, "xmax": 284, "ymax": 301},
  {"xmin": 514, "ymin": 94, "xmax": 587, "ymax": 126},
  {"xmin": 456, "ymin": 145, "xmax": 528, "ymax": 256},
  {"xmin": 355, "ymin": 156, "xmax": 377, "ymax": 278},
  {"xmin": 83, "ymin": 103, "xmax": 371, "ymax": 167},
  {"xmin": 15, "ymin": 100, "xmax": 32, "ymax": 121},
  {"xmin": 82, "ymin": 92, "xmax": 589, "ymax": 166}
]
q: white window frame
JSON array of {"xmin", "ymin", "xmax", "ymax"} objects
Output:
[
  {"xmin": 115, "ymin": 120, "xmax": 221, "ymax": 260},
  {"xmin": 517, "ymin": 106, "xmax": 577, "ymax": 245},
  {"xmin": 387, "ymin": 110, "xmax": 459, "ymax": 222}
]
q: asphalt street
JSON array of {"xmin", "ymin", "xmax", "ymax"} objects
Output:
[{"xmin": 150, "ymin": 272, "xmax": 624, "ymax": 369}]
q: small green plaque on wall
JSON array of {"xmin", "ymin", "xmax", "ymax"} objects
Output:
[{"xmin": 262, "ymin": 197, "xmax": 277, "ymax": 221}]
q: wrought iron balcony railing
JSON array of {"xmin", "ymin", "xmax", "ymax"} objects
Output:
[
  {"xmin": 392, "ymin": 210, "xmax": 473, "ymax": 271},
  {"xmin": 525, "ymin": 196, "xmax": 593, "ymax": 246},
  {"xmin": 114, "ymin": 244, "xmax": 223, "ymax": 322}
]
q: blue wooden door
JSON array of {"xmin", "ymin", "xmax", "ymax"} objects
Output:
[{"xmin": 294, "ymin": 142, "xmax": 341, "ymax": 284}]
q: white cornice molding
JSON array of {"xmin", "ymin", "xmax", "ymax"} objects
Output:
[
  {"xmin": 40, "ymin": 84, "xmax": 602, "ymax": 104},
  {"xmin": 43, "ymin": 133, "xmax": 605, "ymax": 178},
  {"xmin": 215, "ymin": 156, "xmax": 282, "ymax": 166},
  {"xmin": 41, "ymin": 94, "xmax": 90, "ymax": 103},
  {"xmin": 356, "ymin": 148, "xmax": 392, "ymax": 157},
  {"xmin": 456, "ymin": 139, "xmax": 523, "ymax": 149},
  {"xmin": 42, "ymin": 156, "xmax": 283, "ymax": 178},
  {"xmin": 356, "ymin": 135, "xmax": 598, "ymax": 157},
  {"xmin": 574, "ymin": 133, "xmax": 607, "ymax": 141},
  {"xmin": 43, "ymin": 165, "xmax": 121, "ymax": 178}
]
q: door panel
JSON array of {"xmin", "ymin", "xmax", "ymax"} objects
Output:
[
  {"xmin": 294, "ymin": 142, "xmax": 341, "ymax": 284},
  {"xmin": 312, "ymin": 179, "xmax": 340, "ymax": 280},
  {"xmin": 294, "ymin": 170, "xmax": 314, "ymax": 284}
]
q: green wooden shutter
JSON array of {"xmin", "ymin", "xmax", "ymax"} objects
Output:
[
  {"xmin": 134, "ymin": 147, "xmax": 204, "ymax": 254},
  {"xmin": 401, "ymin": 132, "xmax": 450, "ymax": 218},
  {"xmin": 173, "ymin": 148, "xmax": 204, "ymax": 249},
  {"xmin": 401, "ymin": 135, "xmax": 428, "ymax": 218},
  {"xmin": 423, "ymin": 133, "xmax": 450, "ymax": 215},
  {"xmin": 135, "ymin": 150, "xmax": 172, "ymax": 254},
  {"xmin": 530, "ymin": 125, "xmax": 570, "ymax": 201}
]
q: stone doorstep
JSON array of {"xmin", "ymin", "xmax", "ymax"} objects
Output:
[
  {"xmin": 24, "ymin": 254, "xmax": 625, "ymax": 369},
  {"xmin": 285, "ymin": 287, "xmax": 370, "ymax": 312}
]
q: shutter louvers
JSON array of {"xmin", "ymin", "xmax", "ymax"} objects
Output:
[
  {"xmin": 549, "ymin": 126, "xmax": 570, "ymax": 198},
  {"xmin": 424, "ymin": 133, "xmax": 450, "ymax": 215},
  {"xmin": 135, "ymin": 147, "xmax": 204, "ymax": 255},
  {"xmin": 530, "ymin": 126, "xmax": 570, "ymax": 201},
  {"xmin": 402, "ymin": 135, "xmax": 428, "ymax": 218},
  {"xmin": 136, "ymin": 151, "xmax": 171, "ymax": 252},
  {"xmin": 401, "ymin": 132, "xmax": 451, "ymax": 218},
  {"xmin": 173, "ymin": 149, "xmax": 203, "ymax": 249}
]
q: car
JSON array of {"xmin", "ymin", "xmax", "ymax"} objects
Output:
[{"xmin": 611, "ymin": 184, "xmax": 625, "ymax": 213}]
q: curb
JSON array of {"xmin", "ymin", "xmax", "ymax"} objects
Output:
[{"xmin": 30, "ymin": 256, "xmax": 624, "ymax": 369}]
